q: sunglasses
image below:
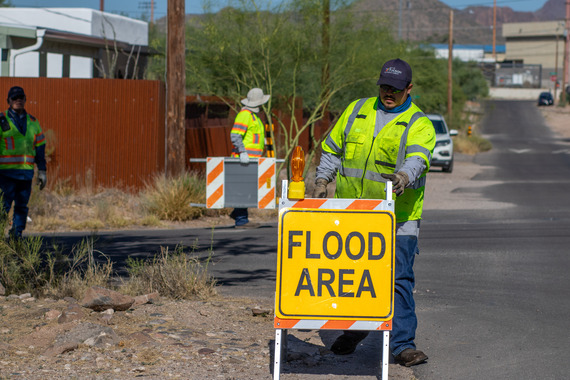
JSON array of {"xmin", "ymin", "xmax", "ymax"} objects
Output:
[
  {"xmin": 10, "ymin": 95, "xmax": 25, "ymax": 101},
  {"xmin": 380, "ymin": 85, "xmax": 404, "ymax": 94}
]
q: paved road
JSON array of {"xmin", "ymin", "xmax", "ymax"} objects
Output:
[
  {"xmin": 415, "ymin": 100, "xmax": 570, "ymax": 380},
  {"xmin": 41, "ymin": 100, "xmax": 570, "ymax": 379}
]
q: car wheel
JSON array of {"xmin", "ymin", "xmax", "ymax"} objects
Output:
[{"xmin": 442, "ymin": 159, "xmax": 453, "ymax": 173}]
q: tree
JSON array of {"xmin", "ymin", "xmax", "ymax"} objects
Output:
[{"xmin": 185, "ymin": 0, "xmax": 402, "ymax": 178}]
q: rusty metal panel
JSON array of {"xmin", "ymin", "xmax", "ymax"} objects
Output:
[{"xmin": 0, "ymin": 78, "xmax": 165, "ymax": 191}]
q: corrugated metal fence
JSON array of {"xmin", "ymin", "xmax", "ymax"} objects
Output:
[
  {"xmin": 0, "ymin": 78, "xmax": 331, "ymax": 191},
  {"xmin": 0, "ymin": 77, "xmax": 165, "ymax": 191}
]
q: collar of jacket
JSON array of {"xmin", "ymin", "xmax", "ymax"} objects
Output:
[
  {"xmin": 378, "ymin": 95, "xmax": 412, "ymax": 113},
  {"xmin": 242, "ymin": 106, "xmax": 260, "ymax": 113}
]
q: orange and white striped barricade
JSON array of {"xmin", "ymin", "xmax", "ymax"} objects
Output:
[
  {"xmin": 190, "ymin": 157, "xmax": 283, "ymax": 209},
  {"xmin": 273, "ymin": 180, "xmax": 395, "ymax": 380}
]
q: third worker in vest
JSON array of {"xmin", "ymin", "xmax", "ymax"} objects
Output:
[
  {"xmin": 229, "ymin": 88, "xmax": 270, "ymax": 228},
  {"xmin": 0, "ymin": 86, "xmax": 47, "ymax": 239},
  {"xmin": 313, "ymin": 58, "xmax": 435, "ymax": 367}
]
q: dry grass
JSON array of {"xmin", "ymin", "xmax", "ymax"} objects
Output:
[
  {"xmin": 454, "ymin": 134, "xmax": 492, "ymax": 155},
  {"xmin": 140, "ymin": 172, "xmax": 206, "ymax": 222},
  {"xmin": 122, "ymin": 244, "xmax": 217, "ymax": 300},
  {"xmin": 24, "ymin": 172, "xmax": 215, "ymax": 233}
]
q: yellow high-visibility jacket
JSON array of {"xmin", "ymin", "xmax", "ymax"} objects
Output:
[{"xmin": 322, "ymin": 97, "xmax": 435, "ymax": 222}]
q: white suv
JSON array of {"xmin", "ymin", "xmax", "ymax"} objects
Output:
[{"xmin": 426, "ymin": 113, "xmax": 458, "ymax": 173}]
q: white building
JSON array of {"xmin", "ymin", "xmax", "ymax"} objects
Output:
[
  {"xmin": 429, "ymin": 44, "xmax": 506, "ymax": 63},
  {"xmin": 0, "ymin": 8, "xmax": 149, "ymax": 78}
]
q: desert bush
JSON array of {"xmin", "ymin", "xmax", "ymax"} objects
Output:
[
  {"xmin": 48, "ymin": 238, "xmax": 114, "ymax": 300},
  {"xmin": 123, "ymin": 244, "xmax": 217, "ymax": 300},
  {"xmin": 142, "ymin": 172, "xmax": 206, "ymax": 221},
  {"xmin": 454, "ymin": 134, "xmax": 492, "ymax": 155}
]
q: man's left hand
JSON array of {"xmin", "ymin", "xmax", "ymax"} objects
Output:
[
  {"xmin": 38, "ymin": 171, "xmax": 47, "ymax": 190},
  {"xmin": 381, "ymin": 171, "xmax": 409, "ymax": 196}
]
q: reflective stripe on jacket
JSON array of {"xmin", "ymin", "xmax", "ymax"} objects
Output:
[
  {"xmin": 321, "ymin": 97, "xmax": 435, "ymax": 222},
  {"xmin": 0, "ymin": 111, "xmax": 45, "ymax": 171},
  {"xmin": 230, "ymin": 109, "xmax": 265, "ymax": 157}
]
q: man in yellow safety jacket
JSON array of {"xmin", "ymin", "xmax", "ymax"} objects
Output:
[
  {"xmin": 313, "ymin": 59, "xmax": 435, "ymax": 367},
  {"xmin": 0, "ymin": 86, "xmax": 47, "ymax": 238},
  {"xmin": 229, "ymin": 88, "xmax": 270, "ymax": 228}
]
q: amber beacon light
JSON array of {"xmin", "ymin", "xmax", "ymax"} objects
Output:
[{"xmin": 288, "ymin": 146, "xmax": 305, "ymax": 199}]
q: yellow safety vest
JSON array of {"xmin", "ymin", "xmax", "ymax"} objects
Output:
[
  {"xmin": 322, "ymin": 97, "xmax": 435, "ymax": 222},
  {"xmin": 230, "ymin": 109, "xmax": 265, "ymax": 157},
  {"xmin": 0, "ymin": 111, "xmax": 45, "ymax": 171}
]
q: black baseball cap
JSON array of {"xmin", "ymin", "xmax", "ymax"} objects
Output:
[
  {"xmin": 7, "ymin": 86, "xmax": 26, "ymax": 102},
  {"xmin": 377, "ymin": 59, "xmax": 412, "ymax": 90}
]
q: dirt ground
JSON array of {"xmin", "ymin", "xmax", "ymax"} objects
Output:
[{"xmin": 0, "ymin": 104, "xmax": 567, "ymax": 380}]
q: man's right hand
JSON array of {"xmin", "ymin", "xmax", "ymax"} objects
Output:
[
  {"xmin": 239, "ymin": 152, "xmax": 250, "ymax": 165},
  {"xmin": 313, "ymin": 178, "xmax": 329, "ymax": 198}
]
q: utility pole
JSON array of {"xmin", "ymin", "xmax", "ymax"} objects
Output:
[
  {"xmin": 562, "ymin": 0, "xmax": 570, "ymax": 105},
  {"xmin": 166, "ymin": 0, "xmax": 186, "ymax": 175},
  {"xmin": 492, "ymin": 0, "xmax": 497, "ymax": 60},
  {"xmin": 555, "ymin": 33, "xmax": 559, "ymax": 103},
  {"xmin": 322, "ymin": 0, "xmax": 330, "ymax": 113},
  {"xmin": 448, "ymin": 9, "xmax": 453, "ymax": 122},
  {"xmin": 100, "ymin": 0, "xmax": 104, "ymax": 11},
  {"xmin": 398, "ymin": 0, "xmax": 402, "ymax": 40}
]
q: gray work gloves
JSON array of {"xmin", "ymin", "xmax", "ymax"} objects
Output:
[
  {"xmin": 239, "ymin": 152, "xmax": 250, "ymax": 165},
  {"xmin": 38, "ymin": 170, "xmax": 47, "ymax": 190},
  {"xmin": 381, "ymin": 171, "xmax": 409, "ymax": 197},
  {"xmin": 313, "ymin": 178, "xmax": 329, "ymax": 198}
]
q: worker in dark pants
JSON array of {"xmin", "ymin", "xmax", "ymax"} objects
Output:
[
  {"xmin": 229, "ymin": 88, "xmax": 270, "ymax": 228},
  {"xmin": 0, "ymin": 86, "xmax": 47, "ymax": 239}
]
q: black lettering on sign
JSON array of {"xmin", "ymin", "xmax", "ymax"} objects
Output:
[
  {"xmin": 295, "ymin": 268, "xmax": 315, "ymax": 296},
  {"xmin": 294, "ymin": 268, "xmax": 377, "ymax": 298},
  {"xmin": 368, "ymin": 232, "xmax": 385, "ymax": 260},
  {"xmin": 356, "ymin": 270, "xmax": 376, "ymax": 297},
  {"xmin": 323, "ymin": 231, "xmax": 342, "ymax": 259},
  {"xmin": 305, "ymin": 231, "xmax": 320, "ymax": 259},
  {"xmin": 318, "ymin": 268, "xmax": 335, "ymax": 296},
  {"xmin": 288, "ymin": 230, "xmax": 303, "ymax": 258},
  {"xmin": 338, "ymin": 269, "xmax": 354, "ymax": 297},
  {"xmin": 345, "ymin": 232, "xmax": 365, "ymax": 260}
]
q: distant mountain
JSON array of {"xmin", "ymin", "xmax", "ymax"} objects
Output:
[
  {"xmin": 158, "ymin": 0, "xmax": 566, "ymax": 45},
  {"xmin": 348, "ymin": 0, "xmax": 566, "ymax": 44}
]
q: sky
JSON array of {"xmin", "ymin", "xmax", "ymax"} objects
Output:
[{"xmin": 6, "ymin": 0, "xmax": 551, "ymax": 19}]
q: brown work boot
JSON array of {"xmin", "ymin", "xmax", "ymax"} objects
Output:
[
  {"xmin": 394, "ymin": 348, "xmax": 428, "ymax": 367},
  {"xmin": 330, "ymin": 331, "xmax": 368, "ymax": 355}
]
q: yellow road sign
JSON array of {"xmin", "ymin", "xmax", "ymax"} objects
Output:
[{"xmin": 275, "ymin": 208, "xmax": 395, "ymax": 321}]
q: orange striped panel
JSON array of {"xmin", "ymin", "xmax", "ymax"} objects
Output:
[
  {"xmin": 258, "ymin": 191, "xmax": 274, "ymax": 209},
  {"xmin": 258, "ymin": 164, "xmax": 275, "ymax": 188},
  {"xmin": 321, "ymin": 320, "xmax": 356, "ymax": 330},
  {"xmin": 207, "ymin": 160, "xmax": 223, "ymax": 185},
  {"xmin": 346, "ymin": 199, "xmax": 383, "ymax": 210},
  {"xmin": 274, "ymin": 318, "xmax": 300, "ymax": 328},
  {"xmin": 291, "ymin": 199, "xmax": 328, "ymax": 209},
  {"xmin": 206, "ymin": 184, "xmax": 223, "ymax": 208}
]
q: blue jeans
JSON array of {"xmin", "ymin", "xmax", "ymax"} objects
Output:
[
  {"xmin": 390, "ymin": 234, "xmax": 419, "ymax": 356},
  {"xmin": 230, "ymin": 208, "xmax": 249, "ymax": 226},
  {"xmin": 0, "ymin": 176, "xmax": 32, "ymax": 238},
  {"xmin": 335, "ymin": 234, "xmax": 419, "ymax": 356}
]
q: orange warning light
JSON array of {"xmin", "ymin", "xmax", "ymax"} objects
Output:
[
  {"xmin": 291, "ymin": 146, "xmax": 305, "ymax": 182},
  {"xmin": 288, "ymin": 146, "xmax": 305, "ymax": 199}
]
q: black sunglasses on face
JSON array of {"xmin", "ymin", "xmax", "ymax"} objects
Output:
[
  {"xmin": 10, "ymin": 95, "xmax": 25, "ymax": 101},
  {"xmin": 380, "ymin": 85, "xmax": 404, "ymax": 94}
]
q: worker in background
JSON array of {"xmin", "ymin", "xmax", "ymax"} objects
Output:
[
  {"xmin": 313, "ymin": 59, "xmax": 435, "ymax": 367},
  {"xmin": 229, "ymin": 88, "xmax": 270, "ymax": 228},
  {"xmin": 0, "ymin": 86, "xmax": 47, "ymax": 239}
]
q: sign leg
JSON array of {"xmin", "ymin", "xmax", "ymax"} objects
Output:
[
  {"xmin": 273, "ymin": 328, "xmax": 283, "ymax": 380},
  {"xmin": 382, "ymin": 331, "xmax": 390, "ymax": 380}
]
